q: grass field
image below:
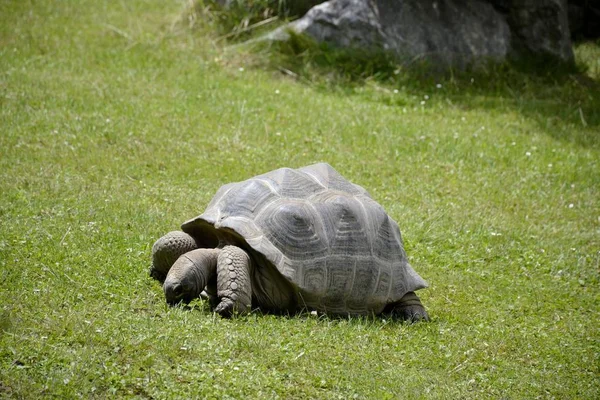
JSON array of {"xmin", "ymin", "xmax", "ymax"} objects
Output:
[{"xmin": 1, "ymin": 0, "xmax": 599, "ymax": 398}]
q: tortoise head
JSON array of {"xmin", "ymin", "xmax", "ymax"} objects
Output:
[
  {"xmin": 163, "ymin": 255, "xmax": 203, "ymax": 305},
  {"xmin": 163, "ymin": 248, "xmax": 218, "ymax": 305}
]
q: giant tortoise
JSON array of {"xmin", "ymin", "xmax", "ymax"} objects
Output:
[{"xmin": 150, "ymin": 163, "xmax": 429, "ymax": 321}]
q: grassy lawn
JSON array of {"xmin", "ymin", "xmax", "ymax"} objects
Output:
[{"xmin": 1, "ymin": 0, "xmax": 598, "ymax": 398}]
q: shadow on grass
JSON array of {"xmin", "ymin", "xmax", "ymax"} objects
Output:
[
  {"xmin": 258, "ymin": 33, "xmax": 600, "ymax": 148},
  {"xmin": 175, "ymin": 299, "xmax": 427, "ymax": 326}
]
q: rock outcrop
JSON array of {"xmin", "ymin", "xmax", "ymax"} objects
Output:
[{"xmin": 268, "ymin": 0, "xmax": 574, "ymax": 66}]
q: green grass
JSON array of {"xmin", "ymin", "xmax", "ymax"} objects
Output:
[{"xmin": 1, "ymin": 0, "xmax": 599, "ymax": 398}]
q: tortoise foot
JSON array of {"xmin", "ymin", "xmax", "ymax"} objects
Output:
[
  {"xmin": 386, "ymin": 292, "xmax": 430, "ymax": 322},
  {"xmin": 149, "ymin": 268, "xmax": 166, "ymax": 283},
  {"xmin": 394, "ymin": 304, "xmax": 429, "ymax": 322},
  {"xmin": 214, "ymin": 298, "xmax": 236, "ymax": 318}
]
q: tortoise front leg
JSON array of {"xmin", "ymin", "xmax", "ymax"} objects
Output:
[
  {"xmin": 151, "ymin": 231, "xmax": 199, "ymax": 283},
  {"xmin": 215, "ymin": 246, "xmax": 253, "ymax": 316}
]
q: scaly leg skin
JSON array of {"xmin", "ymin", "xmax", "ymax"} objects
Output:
[
  {"xmin": 215, "ymin": 246, "xmax": 253, "ymax": 317},
  {"xmin": 387, "ymin": 292, "xmax": 430, "ymax": 322},
  {"xmin": 150, "ymin": 231, "xmax": 198, "ymax": 283},
  {"xmin": 163, "ymin": 248, "xmax": 220, "ymax": 305}
]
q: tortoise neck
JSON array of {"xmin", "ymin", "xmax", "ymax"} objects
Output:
[{"xmin": 188, "ymin": 248, "xmax": 221, "ymax": 297}]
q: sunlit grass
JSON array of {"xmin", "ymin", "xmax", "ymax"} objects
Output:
[{"xmin": 1, "ymin": 0, "xmax": 598, "ymax": 398}]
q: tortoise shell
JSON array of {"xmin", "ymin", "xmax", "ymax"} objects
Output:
[{"xmin": 181, "ymin": 163, "xmax": 427, "ymax": 315}]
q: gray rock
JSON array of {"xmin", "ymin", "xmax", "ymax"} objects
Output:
[
  {"xmin": 497, "ymin": 0, "xmax": 573, "ymax": 61},
  {"xmin": 291, "ymin": 0, "xmax": 385, "ymax": 50},
  {"xmin": 270, "ymin": 0, "xmax": 573, "ymax": 66},
  {"xmin": 378, "ymin": 0, "xmax": 511, "ymax": 65}
]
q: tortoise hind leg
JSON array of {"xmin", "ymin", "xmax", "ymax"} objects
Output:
[
  {"xmin": 215, "ymin": 246, "xmax": 253, "ymax": 317},
  {"xmin": 385, "ymin": 292, "xmax": 429, "ymax": 322}
]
